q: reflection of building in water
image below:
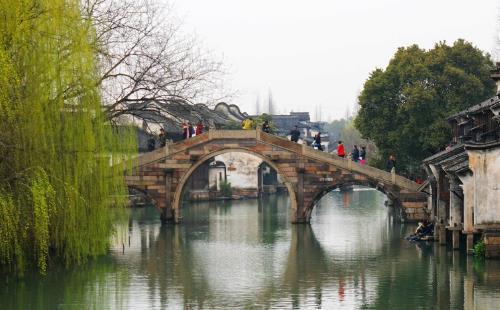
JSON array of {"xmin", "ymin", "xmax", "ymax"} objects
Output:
[
  {"xmin": 342, "ymin": 191, "xmax": 350, "ymax": 208},
  {"xmin": 208, "ymin": 160, "xmax": 226, "ymax": 190}
]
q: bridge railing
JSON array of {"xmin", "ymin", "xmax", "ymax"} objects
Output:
[{"xmin": 299, "ymin": 142, "xmax": 419, "ymax": 191}]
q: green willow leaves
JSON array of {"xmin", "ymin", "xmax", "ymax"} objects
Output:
[{"xmin": 0, "ymin": 0, "xmax": 136, "ymax": 273}]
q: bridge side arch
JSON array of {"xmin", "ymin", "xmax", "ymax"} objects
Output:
[
  {"xmin": 303, "ymin": 178, "xmax": 400, "ymax": 220},
  {"xmin": 172, "ymin": 147, "xmax": 298, "ymax": 223}
]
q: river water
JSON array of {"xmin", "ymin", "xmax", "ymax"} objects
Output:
[{"xmin": 2, "ymin": 189, "xmax": 500, "ymax": 309}]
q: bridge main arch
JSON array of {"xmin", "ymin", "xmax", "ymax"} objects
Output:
[{"xmin": 172, "ymin": 147, "xmax": 298, "ymax": 223}]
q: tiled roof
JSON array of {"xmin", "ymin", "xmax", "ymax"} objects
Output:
[
  {"xmin": 422, "ymin": 143, "xmax": 465, "ymax": 164},
  {"xmin": 447, "ymin": 96, "xmax": 500, "ymax": 120}
]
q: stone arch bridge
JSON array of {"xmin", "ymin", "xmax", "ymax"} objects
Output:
[{"xmin": 125, "ymin": 130, "xmax": 427, "ymax": 223}]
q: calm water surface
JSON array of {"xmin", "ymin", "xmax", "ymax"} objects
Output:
[{"xmin": 2, "ymin": 190, "xmax": 500, "ymax": 309}]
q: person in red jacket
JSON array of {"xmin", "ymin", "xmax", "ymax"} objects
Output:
[
  {"xmin": 195, "ymin": 121, "xmax": 204, "ymax": 135},
  {"xmin": 337, "ymin": 141, "xmax": 345, "ymax": 158}
]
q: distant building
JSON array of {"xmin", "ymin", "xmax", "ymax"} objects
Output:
[
  {"xmin": 250, "ymin": 111, "xmax": 330, "ymax": 150},
  {"xmin": 422, "ymin": 64, "xmax": 500, "ymax": 257}
]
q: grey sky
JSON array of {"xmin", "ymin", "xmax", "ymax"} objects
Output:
[{"xmin": 173, "ymin": 0, "xmax": 499, "ymax": 121}]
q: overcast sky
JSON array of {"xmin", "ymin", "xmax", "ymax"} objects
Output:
[{"xmin": 172, "ymin": 0, "xmax": 499, "ymax": 121}]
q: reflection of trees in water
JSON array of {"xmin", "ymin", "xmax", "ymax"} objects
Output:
[
  {"xmin": 253, "ymin": 224, "xmax": 378, "ymax": 308},
  {"xmin": 259, "ymin": 194, "xmax": 289, "ymax": 245},
  {"xmin": 137, "ymin": 224, "xmax": 212, "ymax": 308},
  {"xmin": 281, "ymin": 225, "xmax": 331, "ymax": 308},
  {"xmin": 361, "ymin": 230, "xmax": 500, "ymax": 309},
  {"xmin": 0, "ymin": 256, "xmax": 131, "ymax": 309},
  {"xmin": 366, "ymin": 248, "xmax": 500, "ymax": 309}
]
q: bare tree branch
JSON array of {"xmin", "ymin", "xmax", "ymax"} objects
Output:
[{"xmin": 81, "ymin": 0, "xmax": 233, "ymax": 125}]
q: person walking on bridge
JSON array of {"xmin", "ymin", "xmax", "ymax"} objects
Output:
[
  {"xmin": 242, "ymin": 117, "xmax": 253, "ymax": 130},
  {"xmin": 337, "ymin": 141, "xmax": 345, "ymax": 158},
  {"xmin": 188, "ymin": 122, "xmax": 194, "ymax": 137},
  {"xmin": 387, "ymin": 155, "xmax": 396, "ymax": 173},
  {"xmin": 359, "ymin": 146, "xmax": 366, "ymax": 165},
  {"xmin": 262, "ymin": 120, "xmax": 271, "ymax": 133},
  {"xmin": 158, "ymin": 128, "xmax": 167, "ymax": 147},
  {"xmin": 195, "ymin": 121, "xmax": 204, "ymax": 135},
  {"xmin": 313, "ymin": 132, "xmax": 323, "ymax": 151},
  {"xmin": 290, "ymin": 125, "xmax": 300, "ymax": 142},
  {"xmin": 182, "ymin": 122, "xmax": 189, "ymax": 139},
  {"xmin": 352, "ymin": 145, "xmax": 359, "ymax": 162}
]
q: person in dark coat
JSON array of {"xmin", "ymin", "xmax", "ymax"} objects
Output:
[
  {"xmin": 352, "ymin": 145, "xmax": 359, "ymax": 162},
  {"xmin": 359, "ymin": 146, "xmax": 366, "ymax": 165},
  {"xmin": 313, "ymin": 132, "xmax": 323, "ymax": 151},
  {"xmin": 188, "ymin": 122, "xmax": 194, "ymax": 138},
  {"xmin": 182, "ymin": 122, "xmax": 189, "ymax": 139},
  {"xmin": 262, "ymin": 120, "xmax": 271, "ymax": 133},
  {"xmin": 158, "ymin": 128, "xmax": 167, "ymax": 147},
  {"xmin": 290, "ymin": 126, "xmax": 300, "ymax": 142},
  {"xmin": 147, "ymin": 136, "xmax": 156, "ymax": 151},
  {"xmin": 386, "ymin": 155, "xmax": 396, "ymax": 172}
]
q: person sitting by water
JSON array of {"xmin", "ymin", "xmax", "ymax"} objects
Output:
[
  {"xmin": 416, "ymin": 220, "xmax": 434, "ymax": 237},
  {"xmin": 407, "ymin": 220, "xmax": 434, "ymax": 242}
]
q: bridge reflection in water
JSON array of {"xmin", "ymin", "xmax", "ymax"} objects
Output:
[{"xmin": 1, "ymin": 191, "xmax": 500, "ymax": 309}]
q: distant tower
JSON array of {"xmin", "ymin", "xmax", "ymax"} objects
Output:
[
  {"xmin": 255, "ymin": 95, "xmax": 260, "ymax": 115},
  {"xmin": 345, "ymin": 104, "xmax": 351, "ymax": 120},
  {"xmin": 314, "ymin": 105, "xmax": 322, "ymax": 122},
  {"xmin": 268, "ymin": 88, "xmax": 275, "ymax": 115}
]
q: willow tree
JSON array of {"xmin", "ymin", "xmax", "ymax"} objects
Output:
[{"xmin": 0, "ymin": 0, "xmax": 135, "ymax": 273}]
